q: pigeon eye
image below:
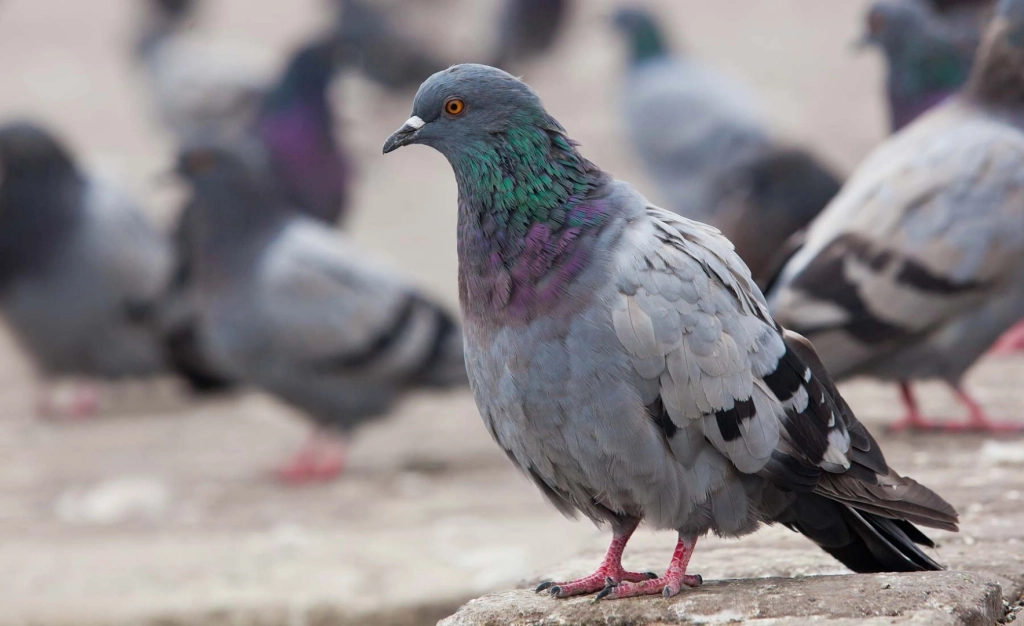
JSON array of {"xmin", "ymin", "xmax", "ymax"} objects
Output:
[
  {"xmin": 184, "ymin": 150, "xmax": 218, "ymax": 174},
  {"xmin": 445, "ymin": 98, "xmax": 466, "ymax": 116}
]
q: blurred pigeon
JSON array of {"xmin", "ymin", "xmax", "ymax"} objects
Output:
[
  {"xmin": 768, "ymin": 0, "xmax": 1024, "ymax": 432},
  {"xmin": 134, "ymin": 0, "xmax": 273, "ymax": 142},
  {"xmin": 255, "ymin": 37, "xmax": 353, "ymax": 225},
  {"xmin": 160, "ymin": 35, "xmax": 354, "ymax": 395},
  {"xmin": 0, "ymin": 122, "xmax": 172, "ymax": 415},
  {"xmin": 489, "ymin": 0, "xmax": 572, "ymax": 71},
  {"xmin": 861, "ymin": 0, "xmax": 984, "ymax": 132},
  {"xmin": 384, "ymin": 64, "xmax": 958, "ymax": 600},
  {"xmin": 612, "ymin": 7, "xmax": 841, "ymax": 287},
  {"xmin": 176, "ymin": 143, "xmax": 467, "ymax": 483},
  {"xmin": 334, "ymin": 0, "xmax": 449, "ymax": 92}
]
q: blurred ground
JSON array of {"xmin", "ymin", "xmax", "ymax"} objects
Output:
[{"xmin": 0, "ymin": 0, "xmax": 1021, "ymax": 625}]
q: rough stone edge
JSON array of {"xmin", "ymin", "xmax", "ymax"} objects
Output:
[{"xmin": 437, "ymin": 571, "xmax": 1006, "ymax": 626}]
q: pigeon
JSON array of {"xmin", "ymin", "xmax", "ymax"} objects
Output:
[
  {"xmin": 160, "ymin": 35, "xmax": 354, "ymax": 396},
  {"xmin": 133, "ymin": 0, "xmax": 272, "ymax": 142},
  {"xmin": 0, "ymin": 122, "xmax": 173, "ymax": 415},
  {"xmin": 489, "ymin": 0, "xmax": 572, "ymax": 72},
  {"xmin": 383, "ymin": 64, "xmax": 958, "ymax": 600},
  {"xmin": 334, "ymin": 0, "xmax": 448, "ymax": 93},
  {"xmin": 176, "ymin": 143, "xmax": 467, "ymax": 483},
  {"xmin": 254, "ymin": 37, "xmax": 353, "ymax": 226},
  {"xmin": 860, "ymin": 0, "xmax": 985, "ymax": 132},
  {"xmin": 768, "ymin": 0, "xmax": 1024, "ymax": 433},
  {"xmin": 611, "ymin": 7, "xmax": 841, "ymax": 288}
]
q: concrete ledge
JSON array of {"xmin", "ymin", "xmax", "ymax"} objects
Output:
[{"xmin": 439, "ymin": 572, "xmax": 1003, "ymax": 626}]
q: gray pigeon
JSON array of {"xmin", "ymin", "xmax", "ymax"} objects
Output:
[
  {"xmin": 161, "ymin": 34, "xmax": 354, "ymax": 396},
  {"xmin": 383, "ymin": 64, "xmax": 958, "ymax": 600},
  {"xmin": 489, "ymin": 0, "xmax": 572, "ymax": 72},
  {"xmin": 612, "ymin": 7, "xmax": 841, "ymax": 288},
  {"xmin": 134, "ymin": 0, "xmax": 271, "ymax": 142},
  {"xmin": 0, "ymin": 122, "xmax": 172, "ymax": 415},
  {"xmin": 176, "ymin": 143, "xmax": 467, "ymax": 483},
  {"xmin": 768, "ymin": 0, "xmax": 1024, "ymax": 433},
  {"xmin": 334, "ymin": 0, "xmax": 449, "ymax": 93},
  {"xmin": 860, "ymin": 0, "xmax": 985, "ymax": 132}
]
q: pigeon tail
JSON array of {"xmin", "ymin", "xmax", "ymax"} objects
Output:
[
  {"xmin": 781, "ymin": 492, "xmax": 947, "ymax": 572},
  {"xmin": 408, "ymin": 300, "xmax": 468, "ymax": 389}
]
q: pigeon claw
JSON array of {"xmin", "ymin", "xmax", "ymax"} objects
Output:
[
  {"xmin": 595, "ymin": 572, "xmax": 703, "ymax": 600},
  {"xmin": 538, "ymin": 568, "xmax": 656, "ymax": 598}
]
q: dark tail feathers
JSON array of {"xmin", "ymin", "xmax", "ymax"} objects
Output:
[{"xmin": 782, "ymin": 492, "xmax": 946, "ymax": 573}]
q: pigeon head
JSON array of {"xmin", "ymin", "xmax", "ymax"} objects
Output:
[
  {"xmin": 264, "ymin": 38, "xmax": 343, "ymax": 106},
  {"xmin": 176, "ymin": 142, "xmax": 286, "ymax": 241},
  {"xmin": 611, "ymin": 7, "xmax": 670, "ymax": 65},
  {"xmin": 0, "ymin": 122, "xmax": 76, "ymax": 183},
  {"xmin": 384, "ymin": 64, "xmax": 611, "ymax": 320},
  {"xmin": 382, "ymin": 64, "xmax": 553, "ymax": 157},
  {"xmin": 861, "ymin": 0, "xmax": 935, "ymax": 54},
  {"xmin": 965, "ymin": 0, "xmax": 1024, "ymax": 105},
  {"xmin": 176, "ymin": 144, "xmax": 253, "ymax": 184},
  {"xmin": 383, "ymin": 64, "xmax": 606, "ymax": 210},
  {"xmin": 151, "ymin": 0, "xmax": 194, "ymax": 20},
  {"xmin": 861, "ymin": 0, "xmax": 979, "ymax": 130}
]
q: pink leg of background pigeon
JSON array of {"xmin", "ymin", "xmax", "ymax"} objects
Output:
[
  {"xmin": 275, "ymin": 430, "xmax": 347, "ymax": 484},
  {"xmin": 596, "ymin": 536, "xmax": 702, "ymax": 600},
  {"xmin": 536, "ymin": 518, "xmax": 656, "ymax": 598},
  {"xmin": 889, "ymin": 382, "xmax": 1024, "ymax": 433},
  {"xmin": 35, "ymin": 383, "xmax": 102, "ymax": 421},
  {"xmin": 990, "ymin": 321, "xmax": 1024, "ymax": 356}
]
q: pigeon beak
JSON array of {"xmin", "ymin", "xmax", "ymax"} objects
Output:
[{"xmin": 383, "ymin": 116, "xmax": 426, "ymax": 154}]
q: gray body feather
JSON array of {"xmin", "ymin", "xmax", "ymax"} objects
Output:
[
  {"xmin": 467, "ymin": 181, "xmax": 956, "ymax": 542},
  {"xmin": 181, "ymin": 147, "xmax": 467, "ymax": 432},
  {"xmin": 769, "ymin": 102, "xmax": 1024, "ymax": 383},
  {"xmin": 0, "ymin": 147, "xmax": 172, "ymax": 380}
]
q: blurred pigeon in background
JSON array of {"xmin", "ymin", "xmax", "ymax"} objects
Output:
[
  {"xmin": 254, "ymin": 37, "xmax": 353, "ymax": 226},
  {"xmin": 384, "ymin": 64, "xmax": 958, "ymax": 599},
  {"xmin": 334, "ymin": 0, "xmax": 448, "ymax": 93},
  {"xmin": 860, "ymin": 0, "xmax": 984, "ymax": 132},
  {"xmin": 611, "ymin": 7, "xmax": 841, "ymax": 288},
  {"xmin": 161, "ymin": 35, "xmax": 353, "ymax": 396},
  {"xmin": 133, "ymin": 0, "xmax": 272, "ymax": 142},
  {"xmin": 489, "ymin": 0, "xmax": 572, "ymax": 72},
  {"xmin": 0, "ymin": 122, "xmax": 173, "ymax": 417},
  {"xmin": 768, "ymin": 0, "xmax": 1024, "ymax": 433},
  {"xmin": 176, "ymin": 143, "xmax": 467, "ymax": 483}
]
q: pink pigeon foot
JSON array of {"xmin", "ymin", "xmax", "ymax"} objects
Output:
[
  {"xmin": 888, "ymin": 383, "xmax": 1024, "ymax": 433},
  {"xmin": 36, "ymin": 384, "xmax": 102, "ymax": 421},
  {"xmin": 596, "ymin": 536, "xmax": 702, "ymax": 600},
  {"xmin": 537, "ymin": 519, "xmax": 656, "ymax": 598},
  {"xmin": 990, "ymin": 322, "xmax": 1024, "ymax": 356},
  {"xmin": 275, "ymin": 432, "xmax": 347, "ymax": 484}
]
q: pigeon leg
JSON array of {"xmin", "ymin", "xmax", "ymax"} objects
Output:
[
  {"xmin": 888, "ymin": 383, "xmax": 942, "ymax": 432},
  {"xmin": 275, "ymin": 430, "xmax": 347, "ymax": 484},
  {"xmin": 990, "ymin": 321, "xmax": 1024, "ymax": 355},
  {"xmin": 947, "ymin": 387, "xmax": 1024, "ymax": 433},
  {"xmin": 36, "ymin": 382, "xmax": 102, "ymax": 421},
  {"xmin": 536, "ymin": 518, "xmax": 656, "ymax": 598},
  {"xmin": 596, "ymin": 535, "xmax": 702, "ymax": 600}
]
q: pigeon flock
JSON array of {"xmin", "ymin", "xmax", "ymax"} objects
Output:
[{"xmin": 3, "ymin": 0, "xmax": 1024, "ymax": 604}]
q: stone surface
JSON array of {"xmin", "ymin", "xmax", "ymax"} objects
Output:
[{"xmin": 440, "ymin": 572, "xmax": 1003, "ymax": 626}]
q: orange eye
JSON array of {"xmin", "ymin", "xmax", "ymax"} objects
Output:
[{"xmin": 445, "ymin": 98, "xmax": 465, "ymax": 116}]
